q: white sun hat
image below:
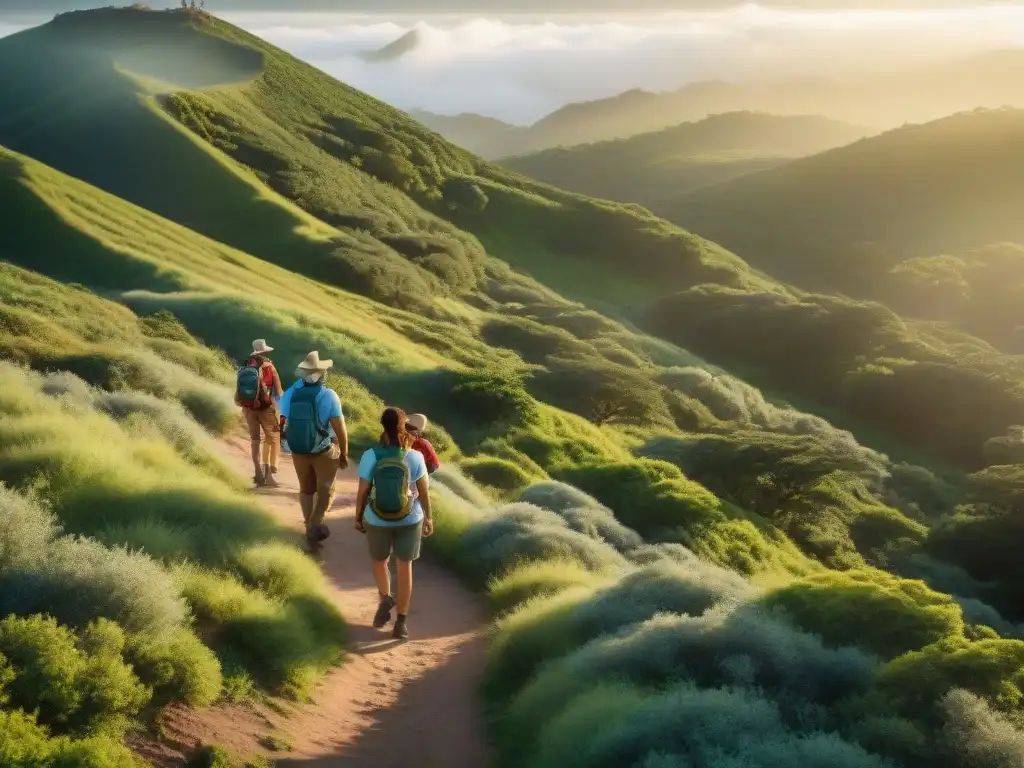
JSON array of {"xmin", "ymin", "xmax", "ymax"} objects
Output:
[
  {"xmin": 252, "ymin": 339, "xmax": 274, "ymax": 354},
  {"xmin": 296, "ymin": 350, "xmax": 334, "ymax": 372}
]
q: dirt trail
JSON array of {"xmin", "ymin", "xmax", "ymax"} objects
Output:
[{"xmin": 151, "ymin": 435, "xmax": 491, "ymax": 767}]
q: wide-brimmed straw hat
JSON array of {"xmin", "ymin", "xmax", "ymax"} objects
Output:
[
  {"xmin": 252, "ymin": 339, "xmax": 274, "ymax": 354},
  {"xmin": 296, "ymin": 351, "xmax": 334, "ymax": 372},
  {"xmin": 407, "ymin": 413, "xmax": 429, "ymax": 432}
]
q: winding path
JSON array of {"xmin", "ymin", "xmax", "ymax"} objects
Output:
[{"xmin": 148, "ymin": 435, "xmax": 492, "ymax": 767}]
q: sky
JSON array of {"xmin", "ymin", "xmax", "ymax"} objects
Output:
[
  {"xmin": 1, "ymin": 4, "xmax": 1022, "ymax": 122},
  {"xmin": 222, "ymin": 5, "xmax": 1024, "ymax": 122}
]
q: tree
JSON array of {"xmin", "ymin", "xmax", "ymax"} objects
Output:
[
  {"xmin": 656, "ymin": 431, "xmax": 887, "ymax": 525},
  {"xmin": 534, "ymin": 355, "xmax": 669, "ymax": 427}
]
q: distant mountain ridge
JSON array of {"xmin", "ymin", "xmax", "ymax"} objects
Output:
[
  {"xmin": 420, "ymin": 50, "xmax": 1024, "ymax": 158},
  {"xmin": 358, "ymin": 28, "xmax": 420, "ymax": 62},
  {"xmin": 501, "ymin": 111, "xmax": 869, "ymax": 206}
]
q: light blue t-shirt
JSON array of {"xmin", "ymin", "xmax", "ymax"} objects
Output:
[
  {"xmin": 277, "ymin": 380, "xmax": 344, "ymax": 454},
  {"xmin": 358, "ymin": 447, "xmax": 427, "ymax": 528}
]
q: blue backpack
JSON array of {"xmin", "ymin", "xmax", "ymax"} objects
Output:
[{"xmin": 286, "ymin": 382, "xmax": 328, "ymax": 455}]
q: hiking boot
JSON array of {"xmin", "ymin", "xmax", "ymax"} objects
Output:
[
  {"xmin": 393, "ymin": 617, "xmax": 409, "ymax": 640},
  {"xmin": 373, "ymin": 595, "xmax": 396, "ymax": 629},
  {"xmin": 253, "ymin": 469, "xmax": 266, "ymax": 488},
  {"xmin": 263, "ymin": 464, "xmax": 280, "ymax": 488}
]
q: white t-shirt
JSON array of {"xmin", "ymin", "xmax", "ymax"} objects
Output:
[{"xmin": 358, "ymin": 447, "xmax": 427, "ymax": 527}]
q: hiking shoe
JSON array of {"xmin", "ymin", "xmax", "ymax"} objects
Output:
[
  {"xmin": 253, "ymin": 473, "xmax": 266, "ymax": 488},
  {"xmin": 264, "ymin": 474, "xmax": 280, "ymax": 488},
  {"xmin": 373, "ymin": 595, "xmax": 396, "ymax": 629},
  {"xmin": 392, "ymin": 618, "xmax": 409, "ymax": 640}
]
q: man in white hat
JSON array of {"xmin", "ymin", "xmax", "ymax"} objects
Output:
[
  {"xmin": 235, "ymin": 339, "xmax": 284, "ymax": 488},
  {"xmin": 277, "ymin": 351, "xmax": 349, "ymax": 548}
]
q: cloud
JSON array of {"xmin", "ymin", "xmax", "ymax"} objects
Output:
[{"xmin": 224, "ymin": 5, "xmax": 1024, "ymax": 123}]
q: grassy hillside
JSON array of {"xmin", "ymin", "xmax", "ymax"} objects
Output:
[
  {"xmin": 3, "ymin": 7, "xmax": 1024, "ymax": 767},
  {"xmin": 670, "ymin": 109, "xmax": 1024, "ymax": 291},
  {"xmin": 0, "ymin": 6, "xmax": 757, "ymax": 315},
  {"xmin": 502, "ymin": 112, "xmax": 867, "ymax": 211}
]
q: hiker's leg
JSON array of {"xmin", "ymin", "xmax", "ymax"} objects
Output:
[
  {"xmin": 243, "ymin": 409, "xmax": 263, "ymax": 482},
  {"xmin": 292, "ymin": 454, "xmax": 317, "ymax": 533},
  {"xmin": 260, "ymin": 406, "xmax": 281, "ymax": 469},
  {"xmin": 393, "ymin": 522, "xmax": 422, "ymax": 616},
  {"xmin": 371, "ymin": 557, "xmax": 391, "ymax": 598},
  {"xmin": 395, "ymin": 559, "xmax": 413, "ymax": 616},
  {"xmin": 309, "ymin": 447, "xmax": 340, "ymax": 529}
]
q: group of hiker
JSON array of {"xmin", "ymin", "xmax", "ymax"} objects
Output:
[{"xmin": 235, "ymin": 340, "xmax": 439, "ymax": 640}]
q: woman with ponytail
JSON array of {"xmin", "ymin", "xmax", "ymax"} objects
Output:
[{"xmin": 354, "ymin": 407, "xmax": 433, "ymax": 640}]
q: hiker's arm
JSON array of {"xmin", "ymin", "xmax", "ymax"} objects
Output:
[
  {"xmin": 416, "ymin": 476, "xmax": 433, "ymax": 536},
  {"xmin": 330, "ymin": 416, "xmax": 349, "ymax": 468},
  {"xmin": 271, "ymin": 365, "xmax": 284, "ymax": 398},
  {"xmin": 354, "ymin": 478, "xmax": 371, "ymax": 532}
]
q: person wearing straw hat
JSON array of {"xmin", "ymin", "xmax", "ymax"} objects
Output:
[
  {"xmin": 235, "ymin": 339, "xmax": 284, "ymax": 488},
  {"xmin": 278, "ymin": 351, "xmax": 349, "ymax": 548},
  {"xmin": 405, "ymin": 413, "xmax": 440, "ymax": 475}
]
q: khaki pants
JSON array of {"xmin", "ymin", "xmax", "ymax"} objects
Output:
[
  {"xmin": 293, "ymin": 443, "xmax": 340, "ymax": 538},
  {"xmin": 244, "ymin": 405, "xmax": 280, "ymax": 470}
]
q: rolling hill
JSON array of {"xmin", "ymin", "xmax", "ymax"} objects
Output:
[
  {"xmin": 502, "ymin": 112, "xmax": 869, "ymax": 210},
  {"xmin": 423, "ymin": 49, "xmax": 1024, "ymax": 159},
  {"xmin": 4, "ymin": 6, "xmax": 1024, "ymax": 768},
  {"xmin": 668, "ymin": 108, "xmax": 1024, "ymax": 294}
]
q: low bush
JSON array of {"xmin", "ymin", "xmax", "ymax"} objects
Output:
[
  {"xmin": 763, "ymin": 570, "xmax": 966, "ymax": 659},
  {"xmin": 871, "ymin": 637, "xmax": 1024, "ymax": 723},
  {"xmin": 487, "ymin": 559, "xmax": 611, "ymax": 616},
  {"xmin": 941, "ymin": 688, "xmax": 1024, "ymax": 767},
  {"xmin": 555, "ymin": 459, "xmax": 723, "ymax": 539},
  {"xmin": 0, "ymin": 615, "xmax": 149, "ymax": 737},
  {"xmin": 518, "ymin": 480, "xmax": 644, "ymax": 554},
  {"xmin": 456, "ymin": 503, "xmax": 628, "ymax": 585},
  {"xmin": 460, "ymin": 456, "xmax": 536, "ymax": 494},
  {"xmin": 0, "ymin": 708, "xmax": 145, "ymax": 767}
]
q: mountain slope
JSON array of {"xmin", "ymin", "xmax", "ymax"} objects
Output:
[
  {"xmin": 669, "ymin": 108, "xmax": 1024, "ymax": 292},
  {"xmin": 0, "ymin": 6, "xmax": 755, "ymax": 314},
  {"xmin": 502, "ymin": 112, "xmax": 868, "ymax": 209}
]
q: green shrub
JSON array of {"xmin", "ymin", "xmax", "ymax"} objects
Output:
[
  {"xmin": 763, "ymin": 570, "xmax": 966, "ymax": 659},
  {"xmin": 0, "ymin": 615, "xmax": 149, "ymax": 737},
  {"xmin": 518, "ymin": 481, "xmax": 643, "ymax": 554},
  {"xmin": 175, "ymin": 567, "xmax": 344, "ymax": 697},
  {"xmin": 456, "ymin": 503, "xmax": 627, "ymax": 585},
  {"xmin": 486, "ymin": 562, "xmax": 752, "ymax": 704},
  {"xmin": 487, "ymin": 559, "xmax": 610, "ymax": 616},
  {"xmin": 125, "ymin": 628, "xmax": 222, "ymax": 707},
  {"xmin": 555, "ymin": 459, "xmax": 723, "ymax": 540},
  {"xmin": 941, "ymin": 688, "xmax": 1024, "ymax": 767},
  {"xmin": 871, "ymin": 637, "xmax": 1024, "ymax": 722},
  {"xmin": 0, "ymin": 709, "xmax": 145, "ymax": 768},
  {"xmin": 433, "ymin": 465, "xmax": 492, "ymax": 509},
  {"xmin": 449, "ymin": 367, "xmax": 537, "ymax": 432},
  {"xmin": 460, "ymin": 456, "xmax": 536, "ymax": 493},
  {"xmin": 0, "ymin": 534, "xmax": 187, "ymax": 639},
  {"xmin": 541, "ymin": 682, "xmax": 890, "ymax": 768}
]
